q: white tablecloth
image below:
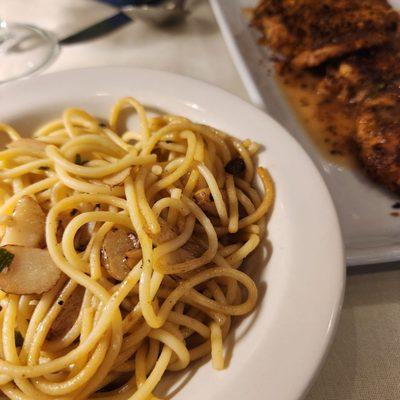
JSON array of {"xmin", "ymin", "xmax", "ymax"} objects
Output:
[
  {"xmin": 4, "ymin": 1, "xmax": 400, "ymax": 399},
  {"xmin": 3, "ymin": 0, "xmax": 248, "ymax": 100}
]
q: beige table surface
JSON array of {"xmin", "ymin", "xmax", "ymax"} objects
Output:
[{"xmin": 4, "ymin": 1, "xmax": 400, "ymax": 399}]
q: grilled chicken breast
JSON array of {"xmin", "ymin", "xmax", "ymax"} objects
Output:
[
  {"xmin": 356, "ymin": 92, "xmax": 400, "ymax": 192},
  {"xmin": 254, "ymin": 0, "xmax": 400, "ymax": 192},
  {"xmin": 252, "ymin": 0, "xmax": 399, "ymax": 69},
  {"xmin": 316, "ymin": 44, "xmax": 400, "ymax": 191},
  {"xmin": 318, "ymin": 43, "xmax": 400, "ymax": 104}
]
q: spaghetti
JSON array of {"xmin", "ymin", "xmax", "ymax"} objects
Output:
[{"xmin": 0, "ymin": 97, "xmax": 274, "ymax": 399}]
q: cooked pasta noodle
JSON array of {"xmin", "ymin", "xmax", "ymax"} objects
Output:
[{"xmin": 0, "ymin": 97, "xmax": 274, "ymax": 399}]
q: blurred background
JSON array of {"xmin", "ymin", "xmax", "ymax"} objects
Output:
[{"xmin": 1, "ymin": 0, "xmax": 242, "ymax": 92}]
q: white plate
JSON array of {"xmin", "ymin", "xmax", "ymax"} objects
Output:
[
  {"xmin": 0, "ymin": 67, "xmax": 344, "ymax": 400},
  {"xmin": 210, "ymin": 0, "xmax": 400, "ymax": 266}
]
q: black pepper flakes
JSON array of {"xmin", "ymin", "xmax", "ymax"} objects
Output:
[
  {"xmin": 224, "ymin": 157, "xmax": 246, "ymax": 176},
  {"xmin": 75, "ymin": 154, "xmax": 84, "ymax": 165},
  {"xmin": 14, "ymin": 331, "xmax": 24, "ymax": 347},
  {"xmin": 392, "ymin": 202, "xmax": 400, "ymax": 209},
  {"xmin": 58, "ymin": 300, "xmax": 64, "ymax": 306}
]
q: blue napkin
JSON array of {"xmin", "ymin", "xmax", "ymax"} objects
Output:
[{"xmin": 97, "ymin": 0, "xmax": 162, "ymax": 7}]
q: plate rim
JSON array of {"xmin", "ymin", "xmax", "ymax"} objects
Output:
[{"xmin": 0, "ymin": 66, "xmax": 345, "ymax": 400}]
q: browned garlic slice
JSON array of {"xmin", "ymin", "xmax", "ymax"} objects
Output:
[
  {"xmin": 101, "ymin": 228, "xmax": 140, "ymax": 281},
  {"xmin": 1, "ymin": 196, "xmax": 45, "ymax": 248},
  {"xmin": 48, "ymin": 286, "xmax": 85, "ymax": 340}
]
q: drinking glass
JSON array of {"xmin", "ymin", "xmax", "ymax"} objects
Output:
[{"xmin": 0, "ymin": 18, "xmax": 59, "ymax": 83}]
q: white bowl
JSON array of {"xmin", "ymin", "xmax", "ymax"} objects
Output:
[{"xmin": 0, "ymin": 67, "xmax": 345, "ymax": 400}]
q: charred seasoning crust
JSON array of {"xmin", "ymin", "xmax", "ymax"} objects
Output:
[
  {"xmin": 252, "ymin": 0, "xmax": 399, "ymax": 69},
  {"xmin": 253, "ymin": 0, "xmax": 400, "ymax": 192},
  {"xmin": 355, "ymin": 99, "xmax": 400, "ymax": 193}
]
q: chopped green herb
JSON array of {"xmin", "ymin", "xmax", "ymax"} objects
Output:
[
  {"xmin": 0, "ymin": 248, "xmax": 14, "ymax": 272},
  {"xmin": 39, "ymin": 166, "xmax": 50, "ymax": 171},
  {"xmin": 75, "ymin": 154, "xmax": 83, "ymax": 165},
  {"xmin": 14, "ymin": 330, "xmax": 23, "ymax": 347}
]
